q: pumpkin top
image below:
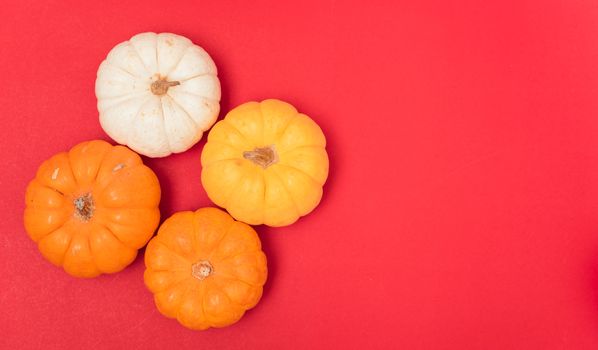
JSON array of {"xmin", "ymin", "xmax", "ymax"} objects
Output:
[
  {"xmin": 95, "ymin": 32, "xmax": 221, "ymax": 158},
  {"xmin": 144, "ymin": 207, "xmax": 267, "ymax": 330},
  {"xmin": 24, "ymin": 140, "xmax": 161, "ymax": 278},
  {"xmin": 201, "ymin": 99, "xmax": 329, "ymax": 227}
]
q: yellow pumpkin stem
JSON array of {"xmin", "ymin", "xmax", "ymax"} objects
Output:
[
  {"xmin": 243, "ymin": 145, "xmax": 278, "ymax": 168},
  {"xmin": 73, "ymin": 193, "xmax": 94, "ymax": 222},
  {"xmin": 151, "ymin": 78, "xmax": 180, "ymax": 95}
]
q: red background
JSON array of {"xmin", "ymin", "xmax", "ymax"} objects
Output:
[{"xmin": 2, "ymin": 0, "xmax": 598, "ymax": 349}]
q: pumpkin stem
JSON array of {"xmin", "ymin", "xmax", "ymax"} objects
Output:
[
  {"xmin": 151, "ymin": 78, "xmax": 180, "ymax": 96},
  {"xmin": 73, "ymin": 193, "xmax": 94, "ymax": 222},
  {"xmin": 243, "ymin": 145, "xmax": 278, "ymax": 169},
  {"xmin": 192, "ymin": 260, "xmax": 214, "ymax": 281}
]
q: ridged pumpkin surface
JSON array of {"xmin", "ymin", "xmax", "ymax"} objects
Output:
[{"xmin": 144, "ymin": 207, "xmax": 267, "ymax": 330}]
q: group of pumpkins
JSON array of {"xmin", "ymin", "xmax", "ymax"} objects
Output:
[{"xmin": 23, "ymin": 32, "xmax": 329, "ymax": 330}]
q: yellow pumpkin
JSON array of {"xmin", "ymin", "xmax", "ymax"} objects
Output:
[{"xmin": 201, "ymin": 99, "xmax": 329, "ymax": 226}]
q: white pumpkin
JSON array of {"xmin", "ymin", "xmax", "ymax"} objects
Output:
[{"xmin": 95, "ymin": 32, "xmax": 221, "ymax": 157}]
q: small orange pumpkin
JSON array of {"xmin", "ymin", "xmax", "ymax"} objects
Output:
[
  {"xmin": 24, "ymin": 140, "xmax": 161, "ymax": 278},
  {"xmin": 144, "ymin": 207, "xmax": 267, "ymax": 330}
]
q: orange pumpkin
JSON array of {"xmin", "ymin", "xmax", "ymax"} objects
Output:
[
  {"xmin": 24, "ymin": 140, "xmax": 161, "ymax": 278},
  {"xmin": 144, "ymin": 207, "xmax": 267, "ymax": 330}
]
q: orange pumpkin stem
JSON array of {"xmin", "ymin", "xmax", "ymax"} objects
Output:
[
  {"xmin": 243, "ymin": 145, "xmax": 278, "ymax": 168},
  {"xmin": 191, "ymin": 260, "xmax": 214, "ymax": 281},
  {"xmin": 151, "ymin": 78, "xmax": 180, "ymax": 95},
  {"xmin": 73, "ymin": 193, "xmax": 94, "ymax": 222}
]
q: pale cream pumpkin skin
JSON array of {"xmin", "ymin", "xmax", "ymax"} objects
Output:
[
  {"xmin": 201, "ymin": 99, "xmax": 329, "ymax": 227},
  {"xmin": 95, "ymin": 32, "xmax": 221, "ymax": 158}
]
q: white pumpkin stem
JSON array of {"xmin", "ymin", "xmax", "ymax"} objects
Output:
[
  {"xmin": 243, "ymin": 145, "xmax": 279, "ymax": 168},
  {"xmin": 151, "ymin": 79, "xmax": 180, "ymax": 95}
]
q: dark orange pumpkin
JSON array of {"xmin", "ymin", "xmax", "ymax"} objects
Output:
[{"xmin": 24, "ymin": 140, "xmax": 161, "ymax": 277}]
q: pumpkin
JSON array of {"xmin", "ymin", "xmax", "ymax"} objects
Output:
[
  {"xmin": 95, "ymin": 32, "xmax": 221, "ymax": 158},
  {"xmin": 23, "ymin": 140, "xmax": 161, "ymax": 278},
  {"xmin": 144, "ymin": 207, "xmax": 267, "ymax": 330},
  {"xmin": 201, "ymin": 99, "xmax": 329, "ymax": 227}
]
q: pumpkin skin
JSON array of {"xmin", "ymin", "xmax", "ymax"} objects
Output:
[
  {"xmin": 95, "ymin": 32, "xmax": 221, "ymax": 158},
  {"xmin": 24, "ymin": 140, "xmax": 161, "ymax": 278},
  {"xmin": 144, "ymin": 207, "xmax": 267, "ymax": 330},
  {"xmin": 201, "ymin": 99, "xmax": 329, "ymax": 227}
]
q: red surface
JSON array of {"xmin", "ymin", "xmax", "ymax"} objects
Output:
[{"xmin": 2, "ymin": 0, "xmax": 598, "ymax": 348}]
